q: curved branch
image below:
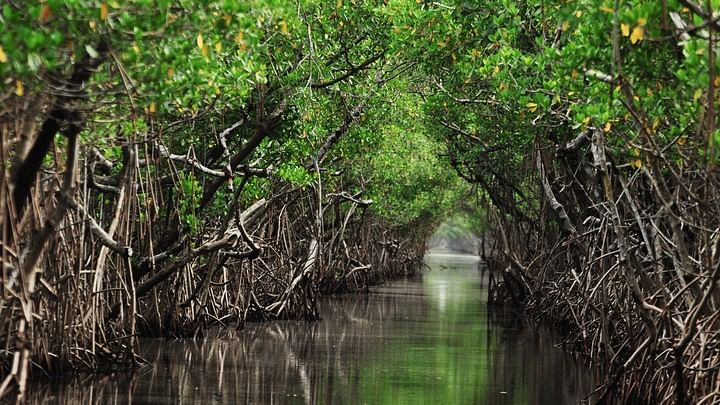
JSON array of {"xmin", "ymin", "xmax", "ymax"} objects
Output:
[{"xmin": 310, "ymin": 51, "xmax": 384, "ymax": 89}]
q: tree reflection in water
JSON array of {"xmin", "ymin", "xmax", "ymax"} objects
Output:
[{"xmin": 31, "ymin": 252, "xmax": 595, "ymax": 404}]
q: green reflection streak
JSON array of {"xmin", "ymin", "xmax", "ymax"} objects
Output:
[{"xmin": 342, "ymin": 258, "xmax": 531, "ymax": 405}]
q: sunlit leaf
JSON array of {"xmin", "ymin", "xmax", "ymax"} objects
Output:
[
  {"xmin": 85, "ymin": 45, "xmax": 99, "ymax": 59},
  {"xmin": 621, "ymin": 23, "xmax": 630, "ymax": 37},
  {"xmin": 0, "ymin": 47, "xmax": 7, "ymax": 64},
  {"xmin": 15, "ymin": 80, "xmax": 24, "ymax": 97},
  {"xmin": 630, "ymin": 26, "xmax": 644, "ymax": 44},
  {"xmin": 694, "ymin": 88, "xmax": 704, "ymax": 101},
  {"xmin": 652, "ymin": 118, "xmax": 660, "ymax": 131},
  {"xmin": 197, "ymin": 33, "xmax": 204, "ymax": 50},
  {"xmin": 28, "ymin": 53, "xmax": 42, "ymax": 71}
]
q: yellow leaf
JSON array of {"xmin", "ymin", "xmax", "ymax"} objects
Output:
[
  {"xmin": 621, "ymin": 23, "xmax": 630, "ymax": 37},
  {"xmin": 694, "ymin": 88, "xmax": 704, "ymax": 101},
  {"xmin": 279, "ymin": 20, "xmax": 288, "ymax": 34},
  {"xmin": 562, "ymin": 20, "xmax": 570, "ymax": 31},
  {"xmin": 526, "ymin": 102, "xmax": 538, "ymax": 113},
  {"xmin": 603, "ymin": 122, "xmax": 612, "ymax": 133},
  {"xmin": 15, "ymin": 80, "xmax": 24, "ymax": 97},
  {"xmin": 148, "ymin": 102, "xmax": 156, "ymax": 113},
  {"xmin": 0, "ymin": 46, "xmax": 7, "ymax": 63},
  {"xmin": 336, "ymin": 0, "xmax": 343, "ymax": 9},
  {"xmin": 132, "ymin": 42, "xmax": 140, "ymax": 54},
  {"xmin": 214, "ymin": 41, "xmax": 222, "ymax": 53},
  {"xmin": 201, "ymin": 44, "xmax": 210, "ymax": 58},
  {"xmin": 223, "ymin": 15, "xmax": 232, "ymax": 26},
  {"xmin": 582, "ymin": 116, "xmax": 591, "ymax": 127},
  {"xmin": 196, "ymin": 33, "xmax": 204, "ymax": 50},
  {"xmin": 630, "ymin": 26, "xmax": 644, "ymax": 44},
  {"xmin": 677, "ymin": 136, "xmax": 686, "ymax": 146},
  {"xmin": 631, "ymin": 159, "xmax": 642, "ymax": 169},
  {"xmin": 637, "ymin": 17, "xmax": 647, "ymax": 27},
  {"xmin": 493, "ymin": 65, "xmax": 500, "ymax": 75},
  {"xmin": 575, "ymin": 10, "xmax": 582, "ymax": 17},
  {"xmin": 632, "ymin": 148, "xmax": 640, "ymax": 157},
  {"xmin": 599, "ymin": 5, "xmax": 614, "ymax": 13},
  {"xmin": 89, "ymin": 20, "xmax": 97, "ymax": 30},
  {"xmin": 653, "ymin": 117, "xmax": 660, "ymax": 130},
  {"xmin": 100, "ymin": 3, "xmax": 108, "ymax": 21},
  {"xmin": 167, "ymin": 68, "xmax": 174, "ymax": 78},
  {"xmin": 715, "ymin": 75, "xmax": 720, "ymax": 87},
  {"xmin": 235, "ymin": 32, "xmax": 247, "ymax": 51},
  {"xmin": 571, "ymin": 69, "xmax": 579, "ymax": 80}
]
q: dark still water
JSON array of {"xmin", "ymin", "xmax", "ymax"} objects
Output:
[{"xmin": 33, "ymin": 251, "xmax": 595, "ymax": 404}]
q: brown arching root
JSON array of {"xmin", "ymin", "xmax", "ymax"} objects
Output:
[
  {"xmin": 484, "ymin": 129, "xmax": 720, "ymax": 404},
  {"xmin": 0, "ymin": 87, "xmax": 427, "ymax": 400}
]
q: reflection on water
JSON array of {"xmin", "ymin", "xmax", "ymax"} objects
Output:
[{"xmin": 32, "ymin": 251, "xmax": 595, "ymax": 404}]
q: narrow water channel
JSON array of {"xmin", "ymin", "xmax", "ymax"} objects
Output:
[{"xmin": 34, "ymin": 251, "xmax": 595, "ymax": 404}]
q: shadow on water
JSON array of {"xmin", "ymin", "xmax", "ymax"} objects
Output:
[{"xmin": 30, "ymin": 250, "xmax": 595, "ymax": 404}]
